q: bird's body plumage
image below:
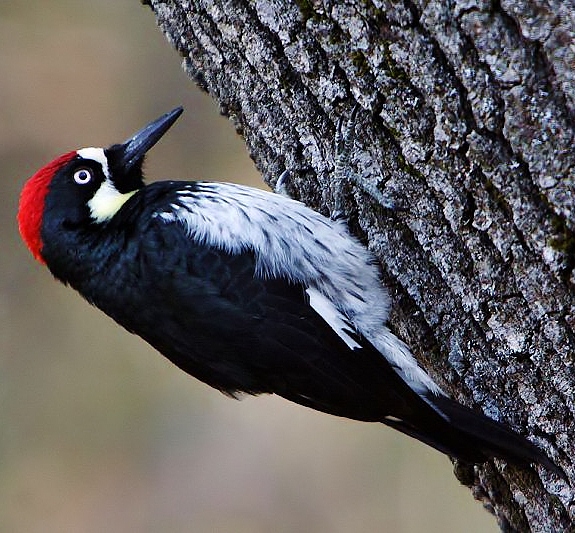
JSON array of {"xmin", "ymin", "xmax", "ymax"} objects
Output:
[
  {"xmin": 17, "ymin": 107, "xmax": 564, "ymax": 478},
  {"xmin": 41, "ymin": 178, "xmax": 437, "ymax": 410}
]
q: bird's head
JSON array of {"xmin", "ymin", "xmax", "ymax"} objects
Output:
[{"xmin": 17, "ymin": 107, "xmax": 183, "ymax": 264}]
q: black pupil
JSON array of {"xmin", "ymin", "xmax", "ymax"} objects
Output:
[{"xmin": 78, "ymin": 170, "xmax": 88, "ymax": 181}]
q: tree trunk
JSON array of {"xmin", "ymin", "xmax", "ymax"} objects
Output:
[{"xmin": 143, "ymin": 0, "xmax": 575, "ymax": 529}]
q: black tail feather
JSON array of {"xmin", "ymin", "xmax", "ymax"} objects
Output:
[{"xmin": 383, "ymin": 393, "xmax": 566, "ymax": 481}]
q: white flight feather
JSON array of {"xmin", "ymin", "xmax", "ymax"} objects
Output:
[
  {"xmin": 306, "ymin": 288, "xmax": 362, "ymax": 350},
  {"xmin": 155, "ymin": 181, "xmax": 442, "ymax": 395}
]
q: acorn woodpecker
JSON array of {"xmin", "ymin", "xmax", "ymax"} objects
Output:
[{"xmin": 17, "ymin": 107, "xmax": 563, "ymax": 478}]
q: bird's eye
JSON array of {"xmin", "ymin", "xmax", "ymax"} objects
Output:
[{"xmin": 73, "ymin": 168, "xmax": 93, "ymax": 185}]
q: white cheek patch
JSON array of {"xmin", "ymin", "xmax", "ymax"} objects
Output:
[
  {"xmin": 306, "ymin": 288, "xmax": 362, "ymax": 350},
  {"xmin": 88, "ymin": 179, "xmax": 137, "ymax": 223},
  {"xmin": 78, "ymin": 147, "xmax": 136, "ymax": 223},
  {"xmin": 77, "ymin": 147, "xmax": 110, "ymax": 179}
]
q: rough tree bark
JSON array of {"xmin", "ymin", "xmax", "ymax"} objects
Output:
[{"xmin": 142, "ymin": 0, "xmax": 575, "ymax": 530}]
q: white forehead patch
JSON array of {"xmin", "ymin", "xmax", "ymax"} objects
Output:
[{"xmin": 77, "ymin": 147, "xmax": 110, "ymax": 179}]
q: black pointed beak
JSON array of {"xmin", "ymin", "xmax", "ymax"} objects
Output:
[{"xmin": 117, "ymin": 106, "xmax": 183, "ymax": 172}]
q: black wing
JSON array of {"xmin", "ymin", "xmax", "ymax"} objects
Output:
[
  {"xmin": 91, "ymin": 187, "xmax": 563, "ymax": 476},
  {"xmin": 117, "ymin": 212, "xmax": 434, "ymax": 424}
]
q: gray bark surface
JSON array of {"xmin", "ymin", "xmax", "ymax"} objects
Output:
[{"xmin": 143, "ymin": 0, "xmax": 575, "ymax": 530}]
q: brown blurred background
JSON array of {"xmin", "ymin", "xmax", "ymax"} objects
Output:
[{"xmin": 0, "ymin": 2, "xmax": 494, "ymax": 532}]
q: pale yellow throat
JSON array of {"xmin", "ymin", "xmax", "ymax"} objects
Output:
[{"xmin": 88, "ymin": 180, "xmax": 138, "ymax": 223}]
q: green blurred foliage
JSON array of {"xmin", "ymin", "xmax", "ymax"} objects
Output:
[{"xmin": 0, "ymin": 2, "xmax": 494, "ymax": 531}]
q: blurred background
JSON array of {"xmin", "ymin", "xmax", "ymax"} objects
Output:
[{"xmin": 0, "ymin": 2, "xmax": 495, "ymax": 531}]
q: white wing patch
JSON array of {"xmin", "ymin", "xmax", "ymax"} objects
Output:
[
  {"xmin": 306, "ymin": 288, "xmax": 361, "ymax": 350},
  {"xmin": 154, "ymin": 181, "xmax": 443, "ymax": 395}
]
